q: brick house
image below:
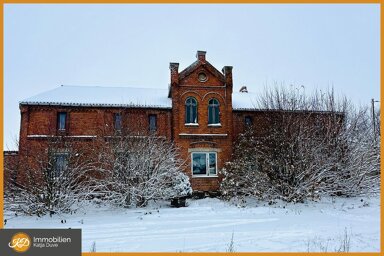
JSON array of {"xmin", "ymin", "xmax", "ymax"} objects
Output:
[{"xmin": 4, "ymin": 51, "xmax": 339, "ymax": 192}]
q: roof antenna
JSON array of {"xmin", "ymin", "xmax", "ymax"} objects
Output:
[{"xmin": 239, "ymin": 86, "xmax": 248, "ymax": 93}]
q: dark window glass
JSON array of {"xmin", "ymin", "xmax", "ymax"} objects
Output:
[
  {"xmin": 114, "ymin": 113, "xmax": 122, "ymax": 132},
  {"xmin": 245, "ymin": 116, "xmax": 253, "ymax": 126},
  {"xmin": 209, "ymin": 153, "xmax": 217, "ymax": 175},
  {"xmin": 53, "ymin": 153, "xmax": 68, "ymax": 177},
  {"xmin": 192, "ymin": 152, "xmax": 217, "ymax": 176},
  {"xmin": 185, "ymin": 97, "xmax": 198, "ymax": 124},
  {"xmin": 58, "ymin": 112, "xmax": 67, "ymax": 130},
  {"xmin": 149, "ymin": 115, "xmax": 157, "ymax": 132},
  {"xmin": 208, "ymin": 99, "xmax": 220, "ymax": 124},
  {"xmin": 192, "ymin": 153, "xmax": 206, "ymax": 175}
]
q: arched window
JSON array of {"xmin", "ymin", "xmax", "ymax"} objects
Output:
[
  {"xmin": 208, "ymin": 98, "xmax": 220, "ymax": 124},
  {"xmin": 185, "ymin": 97, "xmax": 198, "ymax": 124}
]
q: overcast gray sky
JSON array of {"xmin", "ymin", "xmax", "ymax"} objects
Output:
[{"xmin": 4, "ymin": 4, "xmax": 380, "ymax": 150}]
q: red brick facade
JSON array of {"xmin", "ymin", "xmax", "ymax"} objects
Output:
[
  {"xmin": 7, "ymin": 51, "xmax": 289, "ymax": 192},
  {"xmin": 167, "ymin": 52, "xmax": 234, "ymax": 191},
  {"xmin": 3, "ymin": 151, "xmax": 19, "ymax": 191}
]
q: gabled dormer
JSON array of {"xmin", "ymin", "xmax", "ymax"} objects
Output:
[
  {"xmin": 168, "ymin": 50, "xmax": 234, "ymax": 137},
  {"xmin": 168, "ymin": 51, "xmax": 233, "ymax": 98}
]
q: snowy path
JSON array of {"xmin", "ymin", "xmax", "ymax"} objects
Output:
[{"xmin": 4, "ymin": 196, "xmax": 380, "ymax": 252}]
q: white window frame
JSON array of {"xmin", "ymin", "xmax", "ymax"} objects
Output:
[{"xmin": 191, "ymin": 152, "xmax": 217, "ymax": 177}]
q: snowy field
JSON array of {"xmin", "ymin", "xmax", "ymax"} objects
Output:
[{"xmin": 4, "ymin": 196, "xmax": 380, "ymax": 252}]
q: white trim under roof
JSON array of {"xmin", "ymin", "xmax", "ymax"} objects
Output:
[{"xmin": 179, "ymin": 133, "xmax": 228, "ymax": 137}]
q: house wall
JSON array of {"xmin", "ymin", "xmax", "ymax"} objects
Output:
[
  {"xmin": 20, "ymin": 105, "xmax": 172, "ymax": 138},
  {"xmin": 233, "ymin": 110, "xmax": 272, "ymax": 139},
  {"xmin": 3, "ymin": 151, "xmax": 19, "ymax": 191},
  {"xmin": 169, "ymin": 52, "xmax": 234, "ymax": 191},
  {"xmin": 16, "ymin": 105, "xmax": 173, "ymax": 186}
]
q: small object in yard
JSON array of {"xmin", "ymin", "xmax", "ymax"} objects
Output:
[
  {"xmin": 192, "ymin": 191, "xmax": 205, "ymax": 199},
  {"xmin": 171, "ymin": 197, "xmax": 187, "ymax": 207},
  {"xmin": 4, "ymin": 219, "xmax": 7, "ymax": 225},
  {"xmin": 61, "ymin": 220, "xmax": 63, "ymax": 224}
]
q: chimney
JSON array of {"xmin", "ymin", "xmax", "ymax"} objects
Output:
[
  {"xmin": 196, "ymin": 51, "xmax": 206, "ymax": 62},
  {"xmin": 169, "ymin": 62, "xmax": 179, "ymax": 85},
  {"xmin": 222, "ymin": 66, "xmax": 233, "ymax": 88}
]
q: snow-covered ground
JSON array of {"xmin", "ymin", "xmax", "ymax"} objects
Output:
[{"xmin": 4, "ymin": 196, "xmax": 380, "ymax": 252}]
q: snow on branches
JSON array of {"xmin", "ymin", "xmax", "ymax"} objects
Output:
[
  {"xmin": 95, "ymin": 133, "xmax": 192, "ymax": 208},
  {"xmin": 5, "ymin": 132, "xmax": 192, "ymax": 215},
  {"xmin": 221, "ymin": 86, "xmax": 380, "ymax": 203},
  {"xmin": 7, "ymin": 138, "xmax": 96, "ymax": 215}
]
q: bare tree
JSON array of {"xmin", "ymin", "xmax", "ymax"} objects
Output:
[
  {"xmin": 221, "ymin": 86, "xmax": 380, "ymax": 202},
  {"xmin": 94, "ymin": 132, "xmax": 192, "ymax": 208},
  {"xmin": 5, "ymin": 128, "xmax": 192, "ymax": 214},
  {"xmin": 330, "ymin": 105, "xmax": 380, "ymax": 196},
  {"xmin": 6, "ymin": 137, "xmax": 97, "ymax": 215}
]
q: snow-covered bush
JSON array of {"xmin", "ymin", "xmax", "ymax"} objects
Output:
[
  {"xmin": 328, "ymin": 105, "xmax": 380, "ymax": 196},
  {"xmin": 220, "ymin": 130, "xmax": 274, "ymax": 201},
  {"xmin": 5, "ymin": 132, "xmax": 192, "ymax": 214},
  {"xmin": 7, "ymin": 138, "xmax": 96, "ymax": 215},
  {"xmin": 162, "ymin": 171, "xmax": 193, "ymax": 199},
  {"xmin": 221, "ymin": 86, "xmax": 380, "ymax": 202},
  {"xmin": 95, "ymin": 133, "xmax": 192, "ymax": 207}
]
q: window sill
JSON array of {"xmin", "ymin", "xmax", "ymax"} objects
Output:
[
  {"xmin": 192, "ymin": 175, "xmax": 218, "ymax": 178},
  {"xmin": 208, "ymin": 123, "xmax": 222, "ymax": 127},
  {"xmin": 185, "ymin": 123, "xmax": 199, "ymax": 127},
  {"xmin": 57, "ymin": 129, "xmax": 67, "ymax": 135}
]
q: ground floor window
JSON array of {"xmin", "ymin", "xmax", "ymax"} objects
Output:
[
  {"xmin": 52, "ymin": 153, "xmax": 69, "ymax": 177},
  {"xmin": 192, "ymin": 152, "xmax": 217, "ymax": 176}
]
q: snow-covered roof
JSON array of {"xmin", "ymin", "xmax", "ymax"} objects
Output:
[
  {"xmin": 20, "ymin": 85, "xmax": 260, "ymax": 111},
  {"xmin": 20, "ymin": 85, "xmax": 172, "ymax": 109},
  {"xmin": 232, "ymin": 92, "xmax": 259, "ymax": 110}
]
